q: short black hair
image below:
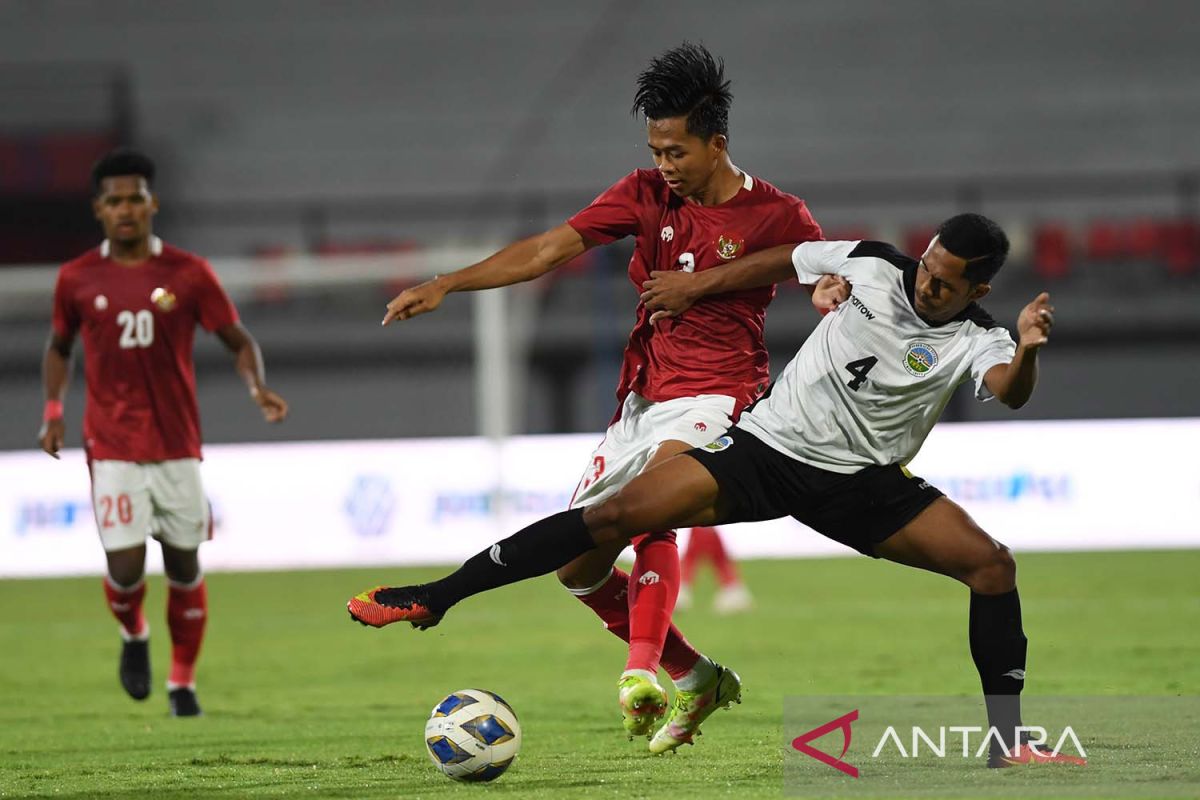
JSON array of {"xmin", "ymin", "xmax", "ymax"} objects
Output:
[
  {"xmin": 91, "ymin": 148, "xmax": 156, "ymax": 195},
  {"xmin": 936, "ymin": 213, "xmax": 1009, "ymax": 284},
  {"xmin": 631, "ymin": 42, "xmax": 732, "ymax": 141}
]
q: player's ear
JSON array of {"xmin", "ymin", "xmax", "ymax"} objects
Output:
[
  {"xmin": 708, "ymin": 133, "xmax": 728, "ymax": 156},
  {"xmin": 92, "ymin": 195, "xmax": 104, "ymax": 221},
  {"xmin": 969, "ymin": 283, "xmax": 991, "ymax": 302},
  {"xmin": 149, "ymin": 192, "xmax": 160, "ymax": 217}
]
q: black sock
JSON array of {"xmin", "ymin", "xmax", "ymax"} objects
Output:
[
  {"xmin": 969, "ymin": 588, "xmax": 1027, "ymax": 752},
  {"xmin": 425, "ymin": 509, "xmax": 595, "ymax": 613}
]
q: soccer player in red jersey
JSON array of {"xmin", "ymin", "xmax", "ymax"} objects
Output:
[
  {"xmin": 678, "ymin": 526, "xmax": 753, "ymax": 614},
  {"xmin": 352, "ymin": 44, "xmax": 838, "ymax": 742},
  {"xmin": 38, "ymin": 149, "xmax": 289, "ymax": 717}
]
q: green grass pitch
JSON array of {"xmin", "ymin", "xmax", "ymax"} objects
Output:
[{"xmin": 1, "ymin": 550, "xmax": 1197, "ymax": 798}]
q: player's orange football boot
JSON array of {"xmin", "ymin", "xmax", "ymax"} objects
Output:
[
  {"xmin": 989, "ymin": 742, "xmax": 1088, "ymax": 768},
  {"xmin": 347, "ymin": 585, "xmax": 443, "ymax": 629}
]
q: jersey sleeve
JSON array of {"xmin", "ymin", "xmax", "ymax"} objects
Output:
[
  {"xmin": 50, "ymin": 268, "xmax": 79, "ymax": 338},
  {"xmin": 791, "ymin": 240, "xmax": 860, "ymax": 283},
  {"xmin": 194, "ymin": 260, "xmax": 239, "ymax": 332},
  {"xmin": 970, "ymin": 327, "xmax": 1017, "ymax": 401},
  {"xmin": 784, "ymin": 200, "xmax": 824, "ymax": 244},
  {"xmin": 566, "ymin": 172, "xmax": 644, "ymax": 245}
]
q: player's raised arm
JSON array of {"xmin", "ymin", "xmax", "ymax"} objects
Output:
[
  {"xmin": 38, "ymin": 330, "xmax": 74, "ymax": 458},
  {"xmin": 215, "ymin": 323, "xmax": 289, "ymax": 423},
  {"xmin": 382, "ymin": 223, "xmax": 589, "ymax": 325},
  {"xmin": 983, "ymin": 292, "xmax": 1055, "ymax": 409}
]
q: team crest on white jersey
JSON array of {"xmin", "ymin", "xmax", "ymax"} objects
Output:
[
  {"xmin": 151, "ymin": 287, "xmax": 177, "ymax": 312},
  {"xmin": 94, "ymin": 294, "xmax": 108, "ymax": 311},
  {"xmin": 715, "ymin": 233, "xmax": 744, "ymax": 260},
  {"xmin": 903, "ymin": 342, "xmax": 939, "ymax": 377},
  {"xmin": 703, "ymin": 435, "xmax": 733, "ymax": 452},
  {"xmin": 661, "ymin": 226, "xmax": 674, "ymax": 242}
]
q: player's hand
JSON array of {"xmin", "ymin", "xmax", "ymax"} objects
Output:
[
  {"xmin": 1017, "ymin": 292, "xmax": 1055, "ymax": 350},
  {"xmin": 640, "ymin": 270, "xmax": 702, "ymax": 323},
  {"xmin": 382, "ymin": 278, "xmax": 447, "ymax": 325},
  {"xmin": 38, "ymin": 417, "xmax": 64, "ymax": 459},
  {"xmin": 252, "ymin": 386, "xmax": 289, "ymax": 423},
  {"xmin": 811, "ymin": 275, "xmax": 850, "ymax": 313}
]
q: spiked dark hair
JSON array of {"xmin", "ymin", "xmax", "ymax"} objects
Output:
[
  {"xmin": 631, "ymin": 42, "xmax": 732, "ymax": 141},
  {"xmin": 936, "ymin": 213, "xmax": 1010, "ymax": 284},
  {"xmin": 91, "ymin": 148, "xmax": 156, "ymax": 196}
]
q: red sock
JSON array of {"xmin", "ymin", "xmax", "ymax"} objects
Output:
[
  {"xmin": 103, "ymin": 577, "xmax": 147, "ymax": 638},
  {"xmin": 570, "ymin": 566, "xmax": 701, "ymax": 680},
  {"xmin": 681, "ymin": 529, "xmax": 702, "ymax": 585},
  {"xmin": 626, "ymin": 531, "xmax": 681, "ymax": 674},
  {"xmin": 706, "ymin": 527, "xmax": 741, "ymax": 587},
  {"xmin": 167, "ymin": 577, "xmax": 207, "ymax": 688}
]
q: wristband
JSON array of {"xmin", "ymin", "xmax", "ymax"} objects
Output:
[{"xmin": 43, "ymin": 399, "xmax": 64, "ymax": 421}]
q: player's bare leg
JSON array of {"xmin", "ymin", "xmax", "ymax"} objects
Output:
[
  {"xmin": 875, "ymin": 498, "xmax": 1083, "ymax": 767},
  {"xmin": 557, "ymin": 440, "xmax": 717, "ymax": 738},
  {"xmin": 162, "ymin": 543, "xmax": 206, "ymax": 717},
  {"xmin": 104, "ymin": 545, "xmax": 151, "ymax": 701},
  {"xmin": 349, "ymin": 453, "xmax": 722, "ymax": 625}
]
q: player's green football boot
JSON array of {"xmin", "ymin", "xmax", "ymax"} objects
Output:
[
  {"xmin": 648, "ymin": 662, "xmax": 742, "ymax": 754},
  {"xmin": 617, "ymin": 674, "xmax": 669, "ymax": 739}
]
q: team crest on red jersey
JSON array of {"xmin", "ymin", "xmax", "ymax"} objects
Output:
[
  {"xmin": 151, "ymin": 287, "xmax": 177, "ymax": 312},
  {"xmin": 715, "ymin": 233, "xmax": 744, "ymax": 260}
]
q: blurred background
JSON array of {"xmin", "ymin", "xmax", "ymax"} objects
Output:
[{"xmin": 1, "ymin": 0, "xmax": 1197, "ymax": 450}]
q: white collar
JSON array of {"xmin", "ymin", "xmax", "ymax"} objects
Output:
[
  {"xmin": 735, "ymin": 168, "xmax": 753, "ymax": 192},
  {"xmin": 100, "ymin": 235, "xmax": 163, "ymax": 259}
]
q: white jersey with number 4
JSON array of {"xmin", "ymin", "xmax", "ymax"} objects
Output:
[{"xmin": 737, "ymin": 240, "xmax": 1016, "ymax": 473}]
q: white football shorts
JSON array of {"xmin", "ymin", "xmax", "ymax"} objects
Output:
[
  {"xmin": 89, "ymin": 458, "xmax": 212, "ymax": 552},
  {"xmin": 570, "ymin": 392, "xmax": 736, "ymax": 509}
]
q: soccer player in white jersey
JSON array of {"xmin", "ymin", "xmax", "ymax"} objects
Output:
[{"xmin": 343, "ymin": 214, "xmax": 1079, "ymax": 766}]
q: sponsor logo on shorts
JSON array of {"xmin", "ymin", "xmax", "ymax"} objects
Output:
[
  {"xmin": 694, "ymin": 421, "xmax": 708, "ymax": 432},
  {"xmin": 703, "ymin": 435, "xmax": 733, "ymax": 452},
  {"xmin": 903, "ymin": 342, "xmax": 939, "ymax": 377}
]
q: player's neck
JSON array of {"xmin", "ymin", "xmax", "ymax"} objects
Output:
[
  {"xmin": 688, "ymin": 161, "xmax": 743, "ymax": 207},
  {"xmin": 108, "ymin": 237, "xmax": 154, "ymax": 266}
]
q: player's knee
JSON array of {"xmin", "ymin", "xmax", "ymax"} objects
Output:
[
  {"xmin": 632, "ymin": 529, "xmax": 677, "ymax": 554},
  {"xmin": 582, "ymin": 497, "xmax": 636, "ymax": 546},
  {"xmin": 967, "ymin": 542, "xmax": 1016, "ymax": 594}
]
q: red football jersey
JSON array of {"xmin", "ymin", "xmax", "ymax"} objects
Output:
[
  {"xmin": 568, "ymin": 169, "xmax": 823, "ymax": 417},
  {"xmin": 51, "ymin": 237, "xmax": 239, "ymax": 461}
]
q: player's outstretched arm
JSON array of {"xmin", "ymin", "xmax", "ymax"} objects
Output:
[
  {"xmin": 216, "ymin": 323, "xmax": 289, "ymax": 423},
  {"xmin": 381, "ymin": 223, "xmax": 589, "ymax": 325},
  {"xmin": 640, "ymin": 243, "xmax": 841, "ymax": 323},
  {"xmin": 983, "ymin": 292, "xmax": 1055, "ymax": 409},
  {"xmin": 38, "ymin": 331, "xmax": 73, "ymax": 459}
]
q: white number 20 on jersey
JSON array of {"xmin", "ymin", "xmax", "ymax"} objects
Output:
[{"xmin": 117, "ymin": 309, "xmax": 155, "ymax": 349}]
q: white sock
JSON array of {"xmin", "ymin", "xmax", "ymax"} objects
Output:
[{"xmin": 674, "ymin": 656, "xmax": 717, "ymax": 692}]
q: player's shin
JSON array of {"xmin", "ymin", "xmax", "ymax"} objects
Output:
[
  {"xmin": 969, "ymin": 588, "xmax": 1028, "ymax": 754},
  {"xmin": 426, "ymin": 509, "xmax": 597, "ymax": 614},
  {"xmin": 167, "ymin": 576, "xmax": 207, "ymax": 689},
  {"xmin": 104, "ymin": 576, "xmax": 148, "ymax": 639},
  {"xmin": 626, "ymin": 531, "xmax": 680, "ymax": 674}
]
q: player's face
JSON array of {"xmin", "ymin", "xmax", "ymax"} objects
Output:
[
  {"xmin": 93, "ymin": 176, "xmax": 158, "ymax": 245},
  {"xmin": 646, "ymin": 116, "xmax": 724, "ymax": 199},
  {"xmin": 914, "ymin": 238, "xmax": 990, "ymax": 322}
]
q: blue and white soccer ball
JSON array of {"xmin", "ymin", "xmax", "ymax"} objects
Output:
[{"xmin": 424, "ymin": 689, "xmax": 522, "ymax": 782}]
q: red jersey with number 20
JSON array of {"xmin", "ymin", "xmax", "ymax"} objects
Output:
[
  {"xmin": 568, "ymin": 169, "xmax": 822, "ymax": 417},
  {"xmin": 51, "ymin": 238, "xmax": 239, "ymax": 462}
]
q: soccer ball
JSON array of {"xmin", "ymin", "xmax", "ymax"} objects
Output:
[{"xmin": 424, "ymin": 689, "xmax": 522, "ymax": 782}]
